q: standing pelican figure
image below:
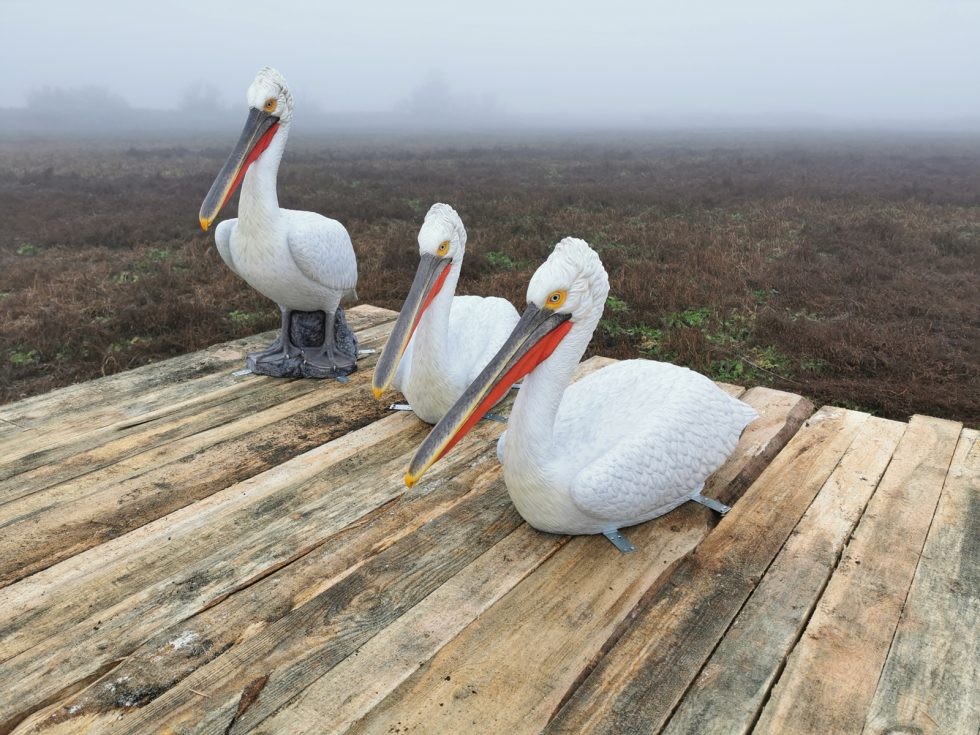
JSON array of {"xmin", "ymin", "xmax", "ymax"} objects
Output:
[
  {"xmin": 405, "ymin": 238, "xmax": 757, "ymax": 549},
  {"xmin": 371, "ymin": 203, "xmax": 519, "ymax": 423},
  {"xmin": 199, "ymin": 67, "xmax": 358, "ymax": 378}
]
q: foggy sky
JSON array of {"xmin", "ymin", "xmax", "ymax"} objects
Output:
[{"xmin": 2, "ymin": 0, "xmax": 979, "ymax": 127}]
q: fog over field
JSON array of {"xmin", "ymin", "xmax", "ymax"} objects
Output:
[{"xmin": 2, "ymin": 0, "xmax": 979, "ymax": 131}]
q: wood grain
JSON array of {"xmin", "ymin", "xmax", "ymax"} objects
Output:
[
  {"xmin": 2, "ymin": 357, "xmax": 607, "ymax": 734},
  {"xmin": 341, "ymin": 386, "xmax": 810, "ymax": 735},
  {"xmin": 753, "ymin": 414, "xmax": 963, "ymax": 735},
  {"xmin": 0, "ymin": 304, "xmax": 394, "ymax": 433},
  {"xmin": 69, "ymin": 471, "xmax": 525, "ymax": 735},
  {"xmin": 862, "ymin": 428, "xmax": 979, "ymax": 735},
  {"xmin": 0, "ymin": 318, "xmax": 396, "ymax": 491},
  {"xmin": 546, "ymin": 406, "xmax": 870, "ymax": 734},
  {"xmin": 0, "ymin": 332, "xmax": 394, "ymax": 587},
  {"xmin": 661, "ymin": 416, "xmax": 907, "ymax": 735}
]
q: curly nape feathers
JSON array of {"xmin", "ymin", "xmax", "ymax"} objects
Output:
[
  {"xmin": 534, "ymin": 237, "xmax": 609, "ymax": 328},
  {"xmin": 420, "ymin": 203, "xmax": 467, "ymax": 250}
]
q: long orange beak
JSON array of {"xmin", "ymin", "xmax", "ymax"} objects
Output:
[
  {"xmin": 404, "ymin": 303, "xmax": 571, "ymax": 487},
  {"xmin": 199, "ymin": 107, "xmax": 280, "ymax": 231}
]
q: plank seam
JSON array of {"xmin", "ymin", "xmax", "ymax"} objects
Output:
[
  {"xmin": 734, "ymin": 420, "xmax": 910, "ymax": 735},
  {"xmin": 199, "ymin": 494, "xmax": 408, "ymax": 615},
  {"xmin": 545, "ymin": 534, "xmax": 702, "ymax": 728},
  {"xmin": 657, "ymin": 422, "xmax": 880, "ymax": 735},
  {"xmin": 265, "ymin": 524, "xmax": 575, "ymax": 735},
  {"xmin": 0, "ymin": 376, "xmax": 299, "ymax": 492},
  {"xmin": 0, "ymin": 656, "xmax": 125, "ymax": 735},
  {"xmin": 856, "ymin": 430, "xmax": 966, "ymax": 735}
]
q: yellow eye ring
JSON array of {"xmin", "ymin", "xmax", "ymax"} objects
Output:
[
  {"xmin": 437, "ymin": 240, "xmax": 450, "ymax": 256},
  {"xmin": 545, "ymin": 290, "xmax": 567, "ymax": 309},
  {"xmin": 263, "ymin": 98, "xmax": 277, "ymax": 113}
]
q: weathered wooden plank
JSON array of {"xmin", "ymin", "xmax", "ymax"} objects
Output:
[
  {"xmin": 257, "ymin": 523, "xmax": 571, "ymax": 735},
  {"xmin": 13, "ymin": 458, "xmax": 511, "ymax": 735},
  {"xmin": 0, "ymin": 411, "xmax": 425, "ymax": 659},
  {"xmin": 337, "ymin": 386, "xmax": 812, "ymax": 735},
  {"xmin": 0, "ymin": 342, "xmax": 403, "ymax": 587},
  {"xmin": 752, "ymin": 414, "xmax": 962, "ymax": 735},
  {"xmin": 0, "ymin": 417, "xmax": 22, "ymax": 439},
  {"xmin": 0, "ymin": 357, "xmax": 610, "ymax": 734},
  {"xmin": 0, "ymin": 383, "xmax": 389, "ymax": 587},
  {"xmin": 661, "ymin": 416, "xmax": 907, "ymax": 735},
  {"xmin": 38, "ymin": 466, "xmax": 527, "ymax": 735},
  {"xmin": 0, "ymin": 304, "xmax": 394, "ymax": 431},
  {"xmin": 862, "ymin": 428, "xmax": 979, "ymax": 735},
  {"xmin": 0, "ymin": 413, "xmax": 427, "ymax": 733},
  {"xmin": 0, "ymin": 318, "xmax": 391, "ymax": 510},
  {"xmin": 545, "ymin": 406, "xmax": 871, "ymax": 734},
  {"xmin": 347, "ymin": 505, "xmax": 711, "ymax": 735},
  {"xmin": 0, "ymin": 318, "xmax": 396, "ymax": 488}
]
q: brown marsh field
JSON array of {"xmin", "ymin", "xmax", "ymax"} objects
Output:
[{"xmin": 0, "ymin": 131, "xmax": 978, "ymax": 424}]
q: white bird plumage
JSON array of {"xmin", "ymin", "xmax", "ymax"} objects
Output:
[
  {"xmin": 408, "ymin": 237, "xmax": 758, "ymax": 539},
  {"xmin": 373, "ymin": 203, "xmax": 519, "ymax": 424},
  {"xmin": 202, "ymin": 67, "xmax": 358, "ymax": 374}
]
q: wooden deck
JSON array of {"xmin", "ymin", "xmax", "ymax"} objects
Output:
[{"xmin": 0, "ymin": 304, "xmax": 975, "ymax": 735}]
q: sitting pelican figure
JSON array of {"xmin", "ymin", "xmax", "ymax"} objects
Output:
[
  {"xmin": 199, "ymin": 67, "xmax": 358, "ymax": 378},
  {"xmin": 405, "ymin": 238, "xmax": 757, "ymax": 550},
  {"xmin": 371, "ymin": 203, "xmax": 519, "ymax": 423}
]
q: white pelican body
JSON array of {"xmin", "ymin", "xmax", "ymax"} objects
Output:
[
  {"xmin": 201, "ymin": 68, "xmax": 358, "ymax": 375},
  {"xmin": 500, "ymin": 359, "xmax": 756, "ymax": 534},
  {"xmin": 373, "ymin": 204, "xmax": 519, "ymax": 424},
  {"xmin": 407, "ymin": 238, "xmax": 757, "ymax": 539}
]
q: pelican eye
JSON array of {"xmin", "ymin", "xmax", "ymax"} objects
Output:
[
  {"xmin": 437, "ymin": 240, "xmax": 450, "ymax": 256},
  {"xmin": 263, "ymin": 98, "xmax": 277, "ymax": 113},
  {"xmin": 545, "ymin": 290, "xmax": 567, "ymax": 309}
]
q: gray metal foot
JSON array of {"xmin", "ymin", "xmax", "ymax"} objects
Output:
[
  {"xmin": 691, "ymin": 493, "xmax": 731, "ymax": 516},
  {"xmin": 603, "ymin": 529, "xmax": 636, "ymax": 553}
]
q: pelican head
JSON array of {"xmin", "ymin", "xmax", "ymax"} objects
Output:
[
  {"xmin": 372, "ymin": 203, "xmax": 467, "ymax": 399},
  {"xmin": 199, "ymin": 67, "xmax": 293, "ymax": 231},
  {"xmin": 405, "ymin": 237, "xmax": 609, "ymax": 486}
]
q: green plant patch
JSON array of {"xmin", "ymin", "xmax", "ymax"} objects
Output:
[
  {"xmin": 750, "ymin": 345, "xmax": 792, "ymax": 373},
  {"xmin": 9, "ymin": 348, "xmax": 40, "ymax": 366},
  {"xmin": 710, "ymin": 358, "xmax": 750, "ymax": 382},
  {"xmin": 228, "ymin": 309, "xmax": 263, "ymax": 327},
  {"xmin": 486, "ymin": 250, "xmax": 516, "ymax": 269},
  {"xmin": 16, "ymin": 244, "xmax": 36, "ymax": 256},
  {"xmin": 665, "ymin": 307, "xmax": 712, "ymax": 329},
  {"xmin": 605, "ymin": 295, "xmax": 629, "ymax": 313}
]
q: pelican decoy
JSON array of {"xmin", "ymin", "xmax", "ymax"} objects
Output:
[
  {"xmin": 199, "ymin": 67, "xmax": 358, "ymax": 378},
  {"xmin": 371, "ymin": 203, "xmax": 520, "ymax": 423},
  {"xmin": 405, "ymin": 238, "xmax": 757, "ymax": 550}
]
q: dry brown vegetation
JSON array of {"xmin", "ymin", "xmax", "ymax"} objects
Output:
[{"xmin": 1, "ymin": 131, "xmax": 977, "ymax": 424}]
